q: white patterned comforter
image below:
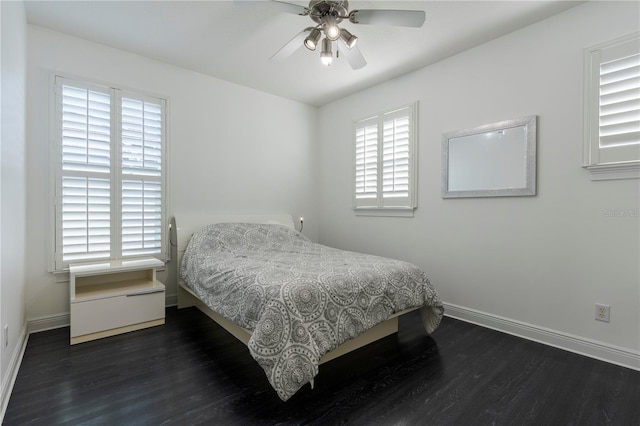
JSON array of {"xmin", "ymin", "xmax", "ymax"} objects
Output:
[{"xmin": 180, "ymin": 223, "xmax": 444, "ymax": 401}]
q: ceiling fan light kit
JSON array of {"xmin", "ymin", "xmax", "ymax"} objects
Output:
[
  {"xmin": 304, "ymin": 27, "xmax": 322, "ymax": 50},
  {"xmin": 339, "ymin": 28, "xmax": 357, "ymax": 49},
  {"xmin": 267, "ymin": 0, "xmax": 426, "ymax": 69},
  {"xmin": 320, "ymin": 37, "xmax": 333, "ymax": 66},
  {"xmin": 322, "ymin": 17, "xmax": 341, "ymax": 41}
]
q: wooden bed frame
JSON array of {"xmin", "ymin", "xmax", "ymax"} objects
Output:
[{"xmin": 173, "ymin": 213, "xmax": 416, "ymax": 365}]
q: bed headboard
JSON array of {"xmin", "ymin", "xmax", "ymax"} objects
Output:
[
  {"xmin": 171, "ymin": 213, "xmax": 295, "ymax": 270},
  {"xmin": 172, "ymin": 213, "xmax": 294, "ymax": 252}
]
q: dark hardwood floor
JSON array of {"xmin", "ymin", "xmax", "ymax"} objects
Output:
[{"xmin": 4, "ymin": 307, "xmax": 639, "ymax": 425}]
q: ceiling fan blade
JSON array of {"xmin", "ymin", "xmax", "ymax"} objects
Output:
[
  {"xmin": 338, "ymin": 41, "xmax": 367, "ymax": 70},
  {"xmin": 270, "ymin": 28, "xmax": 311, "ymax": 62},
  {"xmin": 271, "ymin": 0, "xmax": 309, "ymax": 15},
  {"xmin": 234, "ymin": 0, "xmax": 308, "ymax": 16},
  {"xmin": 349, "ymin": 9, "xmax": 426, "ymax": 27}
]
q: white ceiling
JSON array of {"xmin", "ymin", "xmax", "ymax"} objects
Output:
[{"xmin": 24, "ymin": 0, "xmax": 583, "ymax": 106}]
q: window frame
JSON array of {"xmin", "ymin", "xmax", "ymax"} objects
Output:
[
  {"xmin": 353, "ymin": 102, "xmax": 418, "ymax": 217},
  {"xmin": 583, "ymin": 32, "xmax": 640, "ymax": 180},
  {"xmin": 50, "ymin": 74, "xmax": 169, "ymax": 272}
]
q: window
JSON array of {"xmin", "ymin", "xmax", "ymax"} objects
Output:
[
  {"xmin": 53, "ymin": 76, "xmax": 167, "ymax": 270},
  {"xmin": 584, "ymin": 32, "xmax": 640, "ymax": 180},
  {"xmin": 354, "ymin": 102, "xmax": 417, "ymax": 216}
]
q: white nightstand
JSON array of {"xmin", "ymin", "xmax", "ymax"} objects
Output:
[{"xmin": 69, "ymin": 257, "xmax": 166, "ymax": 345}]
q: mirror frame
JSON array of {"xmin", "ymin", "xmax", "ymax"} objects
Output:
[{"xmin": 441, "ymin": 115, "xmax": 537, "ymax": 198}]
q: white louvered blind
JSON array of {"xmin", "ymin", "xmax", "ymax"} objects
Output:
[
  {"xmin": 584, "ymin": 33, "xmax": 640, "ymax": 172},
  {"xmin": 599, "ymin": 52, "xmax": 640, "ymax": 148},
  {"xmin": 382, "ymin": 112, "xmax": 410, "ymax": 200},
  {"xmin": 355, "ymin": 122, "xmax": 378, "ymax": 200},
  {"xmin": 60, "ymin": 83, "xmax": 112, "ymax": 262},
  {"xmin": 353, "ymin": 103, "xmax": 417, "ymax": 212},
  {"xmin": 54, "ymin": 76, "xmax": 167, "ymax": 270},
  {"xmin": 121, "ymin": 97, "xmax": 164, "ymax": 257}
]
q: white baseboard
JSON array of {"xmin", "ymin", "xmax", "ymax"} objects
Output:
[
  {"xmin": 27, "ymin": 313, "xmax": 70, "ymax": 334},
  {"xmin": 443, "ymin": 302, "xmax": 640, "ymax": 371},
  {"xmin": 23, "ymin": 302, "xmax": 640, "ymax": 373},
  {"xmin": 0, "ymin": 324, "xmax": 28, "ymax": 422},
  {"xmin": 165, "ymin": 293, "xmax": 177, "ymax": 307}
]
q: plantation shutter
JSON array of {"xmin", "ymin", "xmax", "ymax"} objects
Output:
[
  {"xmin": 355, "ymin": 120, "xmax": 379, "ymax": 204},
  {"xmin": 121, "ymin": 96, "xmax": 165, "ymax": 257},
  {"xmin": 58, "ymin": 80, "xmax": 112, "ymax": 263},
  {"xmin": 585, "ymin": 34, "xmax": 640, "ymax": 168},
  {"xmin": 353, "ymin": 103, "xmax": 417, "ymax": 213},
  {"xmin": 54, "ymin": 76, "xmax": 167, "ymax": 270},
  {"xmin": 598, "ymin": 48, "xmax": 640, "ymax": 163},
  {"xmin": 382, "ymin": 108, "xmax": 411, "ymax": 205}
]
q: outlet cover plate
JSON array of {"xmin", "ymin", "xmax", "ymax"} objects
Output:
[{"xmin": 595, "ymin": 304, "xmax": 610, "ymax": 322}]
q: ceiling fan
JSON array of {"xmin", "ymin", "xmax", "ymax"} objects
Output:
[{"xmin": 263, "ymin": 0, "xmax": 426, "ymax": 69}]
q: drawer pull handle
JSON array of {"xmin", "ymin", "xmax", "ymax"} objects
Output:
[{"xmin": 127, "ymin": 289, "xmax": 164, "ymax": 297}]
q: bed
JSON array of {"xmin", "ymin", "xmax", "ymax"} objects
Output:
[{"xmin": 174, "ymin": 213, "xmax": 444, "ymax": 401}]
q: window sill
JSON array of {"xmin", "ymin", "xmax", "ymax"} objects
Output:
[
  {"xmin": 584, "ymin": 162, "xmax": 640, "ymax": 181},
  {"xmin": 52, "ymin": 270, "xmax": 70, "ymax": 283},
  {"xmin": 353, "ymin": 207, "xmax": 416, "ymax": 217}
]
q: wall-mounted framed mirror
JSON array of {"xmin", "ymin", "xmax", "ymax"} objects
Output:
[{"xmin": 441, "ymin": 115, "xmax": 537, "ymax": 198}]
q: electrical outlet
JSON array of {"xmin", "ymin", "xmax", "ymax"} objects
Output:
[
  {"xmin": 3, "ymin": 325, "xmax": 8, "ymax": 347},
  {"xmin": 595, "ymin": 304, "xmax": 610, "ymax": 323}
]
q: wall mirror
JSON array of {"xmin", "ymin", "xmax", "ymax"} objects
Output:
[{"xmin": 441, "ymin": 115, "xmax": 537, "ymax": 198}]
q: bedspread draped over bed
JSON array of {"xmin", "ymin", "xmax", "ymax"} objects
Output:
[{"xmin": 180, "ymin": 223, "xmax": 444, "ymax": 401}]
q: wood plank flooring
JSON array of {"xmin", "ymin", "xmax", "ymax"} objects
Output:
[{"xmin": 4, "ymin": 307, "xmax": 639, "ymax": 425}]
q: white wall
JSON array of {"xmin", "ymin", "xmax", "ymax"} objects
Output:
[
  {"xmin": 1, "ymin": 0, "xmax": 28, "ymax": 413},
  {"xmin": 21, "ymin": 0, "xmax": 640, "ymax": 371},
  {"xmin": 317, "ymin": 1, "xmax": 640, "ymax": 367},
  {"xmin": 26, "ymin": 27, "xmax": 318, "ymax": 323}
]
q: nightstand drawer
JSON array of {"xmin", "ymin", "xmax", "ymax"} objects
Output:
[{"xmin": 70, "ymin": 288, "xmax": 165, "ymax": 338}]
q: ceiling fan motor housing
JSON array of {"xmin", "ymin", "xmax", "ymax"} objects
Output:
[{"xmin": 308, "ymin": 0, "xmax": 349, "ymax": 24}]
